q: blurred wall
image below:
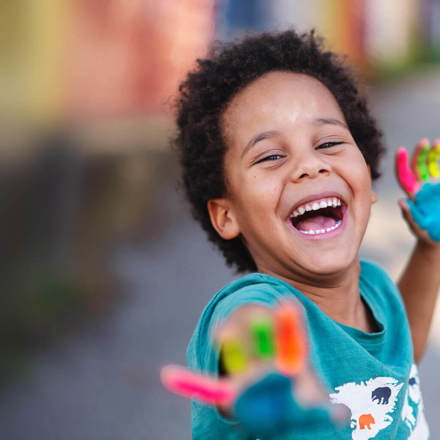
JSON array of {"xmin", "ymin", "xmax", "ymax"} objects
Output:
[
  {"xmin": 1, "ymin": 0, "xmax": 440, "ymax": 383},
  {"xmin": 2, "ymin": 0, "xmax": 440, "ymax": 129}
]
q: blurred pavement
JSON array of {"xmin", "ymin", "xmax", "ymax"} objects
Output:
[{"xmin": 1, "ymin": 67, "xmax": 440, "ymax": 439}]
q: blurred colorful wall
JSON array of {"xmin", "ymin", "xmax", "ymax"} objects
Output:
[
  {"xmin": 2, "ymin": 0, "xmax": 440, "ymax": 383},
  {"xmin": 1, "ymin": 0, "xmax": 440, "ymax": 126}
]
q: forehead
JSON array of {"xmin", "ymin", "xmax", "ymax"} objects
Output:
[{"xmin": 221, "ymin": 71, "xmax": 345, "ymax": 143}]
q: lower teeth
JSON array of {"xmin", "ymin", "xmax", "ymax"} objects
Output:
[{"xmin": 299, "ymin": 220, "xmax": 342, "ymax": 235}]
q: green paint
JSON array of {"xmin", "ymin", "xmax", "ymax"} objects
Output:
[
  {"xmin": 417, "ymin": 145, "xmax": 430, "ymax": 181},
  {"xmin": 251, "ymin": 316, "xmax": 275, "ymax": 358}
]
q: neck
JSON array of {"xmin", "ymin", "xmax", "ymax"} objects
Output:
[{"xmin": 263, "ymin": 260, "xmax": 375, "ymax": 333}]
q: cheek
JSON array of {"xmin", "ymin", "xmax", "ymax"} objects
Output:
[
  {"xmin": 243, "ymin": 173, "xmax": 282, "ymax": 204},
  {"xmin": 233, "ymin": 177, "xmax": 282, "ymax": 228},
  {"xmin": 344, "ymin": 153, "xmax": 372, "ymax": 189}
]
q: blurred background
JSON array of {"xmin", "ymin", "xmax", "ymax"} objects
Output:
[{"xmin": 0, "ymin": 0, "xmax": 440, "ymax": 439}]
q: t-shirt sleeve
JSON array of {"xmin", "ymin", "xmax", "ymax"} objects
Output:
[{"xmin": 211, "ymin": 284, "xmax": 279, "ymax": 333}]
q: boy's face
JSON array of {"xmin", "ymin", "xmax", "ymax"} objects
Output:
[{"xmin": 209, "ymin": 71, "xmax": 376, "ymax": 282}]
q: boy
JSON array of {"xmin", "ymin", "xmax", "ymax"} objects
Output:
[{"xmin": 164, "ymin": 30, "xmax": 440, "ymax": 439}]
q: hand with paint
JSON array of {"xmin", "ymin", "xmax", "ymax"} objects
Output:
[
  {"xmin": 396, "ymin": 138, "xmax": 440, "ymax": 243},
  {"xmin": 161, "ymin": 300, "xmax": 348, "ymax": 437}
]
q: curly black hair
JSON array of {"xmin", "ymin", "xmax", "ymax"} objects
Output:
[{"xmin": 174, "ymin": 29, "xmax": 384, "ymax": 273}]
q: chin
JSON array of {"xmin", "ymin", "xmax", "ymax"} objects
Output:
[{"xmin": 300, "ymin": 251, "xmax": 358, "ymax": 277}]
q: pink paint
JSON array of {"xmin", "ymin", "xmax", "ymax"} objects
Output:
[
  {"xmin": 160, "ymin": 364, "xmax": 236, "ymax": 406},
  {"xmin": 396, "ymin": 148, "xmax": 420, "ymax": 195}
]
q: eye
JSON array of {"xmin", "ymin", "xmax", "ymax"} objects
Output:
[
  {"xmin": 316, "ymin": 141, "xmax": 343, "ymax": 150},
  {"xmin": 255, "ymin": 153, "xmax": 284, "ymax": 164}
]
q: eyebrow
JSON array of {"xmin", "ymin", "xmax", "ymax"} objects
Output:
[
  {"xmin": 241, "ymin": 130, "xmax": 280, "ymax": 158},
  {"xmin": 314, "ymin": 117, "xmax": 348, "ymax": 129},
  {"xmin": 240, "ymin": 118, "xmax": 348, "ymax": 159}
]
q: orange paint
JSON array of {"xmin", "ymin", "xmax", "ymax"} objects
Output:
[{"xmin": 274, "ymin": 302, "xmax": 307, "ymax": 376}]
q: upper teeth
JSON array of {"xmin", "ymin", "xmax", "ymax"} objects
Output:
[{"xmin": 291, "ymin": 197, "xmax": 342, "ymax": 218}]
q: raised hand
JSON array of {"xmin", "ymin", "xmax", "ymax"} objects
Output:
[
  {"xmin": 161, "ymin": 300, "xmax": 348, "ymax": 437},
  {"xmin": 396, "ymin": 138, "xmax": 440, "ymax": 243}
]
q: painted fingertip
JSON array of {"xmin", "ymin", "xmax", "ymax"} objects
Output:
[
  {"xmin": 274, "ymin": 302, "xmax": 307, "ymax": 376},
  {"xmin": 221, "ymin": 337, "xmax": 248, "ymax": 374},
  {"xmin": 396, "ymin": 148, "xmax": 419, "ymax": 195},
  {"xmin": 160, "ymin": 364, "xmax": 236, "ymax": 405},
  {"xmin": 428, "ymin": 145, "xmax": 440, "ymax": 178},
  {"xmin": 250, "ymin": 315, "xmax": 275, "ymax": 358},
  {"xmin": 417, "ymin": 145, "xmax": 430, "ymax": 181}
]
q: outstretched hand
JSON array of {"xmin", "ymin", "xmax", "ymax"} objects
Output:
[
  {"xmin": 395, "ymin": 138, "xmax": 440, "ymax": 243},
  {"xmin": 161, "ymin": 300, "xmax": 349, "ymax": 437}
]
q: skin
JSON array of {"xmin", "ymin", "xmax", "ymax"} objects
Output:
[
  {"xmin": 163, "ymin": 73, "xmax": 440, "ymax": 426},
  {"xmin": 208, "ymin": 71, "xmax": 378, "ymax": 332},
  {"xmin": 396, "ymin": 137, "xmax": 440, "ymax": 363}
]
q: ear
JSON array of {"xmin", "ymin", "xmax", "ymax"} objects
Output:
[
  {"xmin": 367, "ymin": 165, "xmax": 378, "ymax": 205},
  {"xmin": 207, "ymin": 198, "xmax": 240, "ymax": 240}
]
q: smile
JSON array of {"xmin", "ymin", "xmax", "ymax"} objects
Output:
[{"xmin": 289, "ymin": 196, "xmax": 345, "ymax": 237}]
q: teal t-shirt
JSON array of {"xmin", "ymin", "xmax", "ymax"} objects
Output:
[{"xmin": 187, "ymin": 260, "xmax": 429, "ymax": 439}]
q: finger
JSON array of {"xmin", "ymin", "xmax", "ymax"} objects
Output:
[
  {"xmin": 215, "ymin": 304, "xmax": 275, "ymax": 375},
  {"xmin": 428, "ymin": 139, "xmax": 440, "ymax": 179},
  {"xmin": 250, "ymin": 313, "xmax": 275, "ymax": 359},
  {"xmin": 329, "ymin": 403, "xmax": 351, "ymax": 425},
  {"xmin": 160, "ymin": 364, "xmax": 236, "ymax": 406},
  {"xmin": 396, "ymin": 148, "xmax": 421, "ymax": 197},
  {"xmin": 274, "ymin": 301, "xmax": 307, "ymax": 376},
  {"xmin": 221, "ymin": 337, "xmax": 248, "ymax": 374},
  {"xmin": 410, "ymin": 138, "xmax": 430, "ymax": 181}
]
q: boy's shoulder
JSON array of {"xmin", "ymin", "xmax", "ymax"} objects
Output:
[
  {"xmin": 359, "ymin": 259, "xmax": 390, "ymax": 278},
  {"xmin": 359, "ymin": 259, "xmax": 401, "ymax": 298},
  {"xmin": 199, "ymin": 272, "xmax": 292, "ymax": 327},
  {"xmin": 187, "ymin": 273, "xmax": 294, "ymax": 372},
  {"xmin": 200, "ymin": 261, "xmax": 397, "ymax": 329}
]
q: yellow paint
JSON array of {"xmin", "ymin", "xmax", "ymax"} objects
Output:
[
  {"xmin": 221, "ymin": 338, "xmax": 247, "ymax": 374},
  {"xmin": 428, "ymin": 146, "xmax": 440, "ymax": 178}
]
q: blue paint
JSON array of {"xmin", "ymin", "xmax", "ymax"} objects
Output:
[
  {"xmin": 233, "ymin": 372, "xmax": 335, "ymax": 437},
  {"xmin": 407, "ymin": 182, "xmax": 440, "ymax": 242}
]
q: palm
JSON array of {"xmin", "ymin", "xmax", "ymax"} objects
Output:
[
  {"xmin": 161, "ymin": 301, "xmax": 347, "ymax": 436},
  {"xmin": 396, "ymin": 139, "xmax": 440, "ymax": 243}
]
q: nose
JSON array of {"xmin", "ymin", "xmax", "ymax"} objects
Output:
[{"xmin": 291, "ymin": 150, "xmax": 330, "ymax": 181}]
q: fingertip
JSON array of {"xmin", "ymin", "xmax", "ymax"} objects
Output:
[
  {"xmin": 418, "ymin": 138, "xmax": 430, "ymax": 147},
  {"xmin": 396, "ymin": 147, "xmax": 407, "ymax": 160},
  {"xmin": 160, "ymin": 364, "xmax": 185, "ymax": 388},
  {"xmin": 396, "ymin": 148, "xmax": 409, "ymax": 171}
]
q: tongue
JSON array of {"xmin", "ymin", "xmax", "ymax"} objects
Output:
[{"xmin": 296, "ymin": 215, "xmax": 336, "ymax": 232}]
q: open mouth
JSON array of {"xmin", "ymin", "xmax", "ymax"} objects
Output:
[{"xmin": 289, "ymin": 196, "xmax": 345, "ymax": 236}]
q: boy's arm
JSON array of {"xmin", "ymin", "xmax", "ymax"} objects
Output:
[
  {"xmin": 395, "ymin": 139, "xmax": 440, "ymax": 363},
  {"xmin": 398, "ymin": 240, "xmax": 440, "ymax": 363}
]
